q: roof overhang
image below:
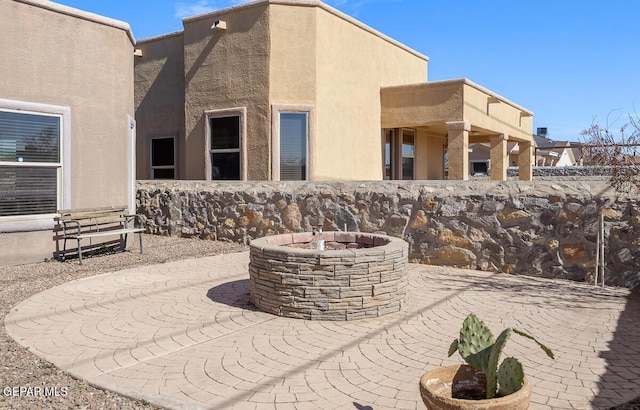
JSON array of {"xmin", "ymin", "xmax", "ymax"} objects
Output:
[{"xmin": 381, "ymin": 78, "xmax": 533, "ymax": 143}]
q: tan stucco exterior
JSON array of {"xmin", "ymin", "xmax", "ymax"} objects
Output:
[
  {"xmin": 381, "ymin": 79, "xmax": 534, "ymax": 181},
  {"xmin": 135, "ymin": 0, "xmax": 428, "ymax": 181},
  {"xmin": 184, "ymin": 3, "xmax": 272, "ymax": 180},
  {"xmin": 134, "ymin": 0, "xmax": 532, "ymax": 183},
  {"xmin": 311, "ymin": 5, "xmax": 427, "ymax": 180},
  {"xmin": 134, "ymin": 32, "xmax": 185, "ymax": 179},
  {"xmin": 0, "ymin": 0, "xmax": 135, "ymax": 265}
]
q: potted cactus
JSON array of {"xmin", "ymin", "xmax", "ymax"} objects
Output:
[{"xmin": 419, "ymin": 314, "xmax": 554, "ymax": 409}]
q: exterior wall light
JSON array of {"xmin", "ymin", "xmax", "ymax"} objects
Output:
[{"xmin": 211, "ymin": 20, "xmax": 227, "ymax": 30}]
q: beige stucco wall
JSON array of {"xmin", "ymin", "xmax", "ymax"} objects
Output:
[
  {"xmin": 135, "ymin": 33, "xmax": 185, "ymax": 179},
  {"xmin": 463, "ymin": 84, "xmax": 532, "ymax": 142},
  {"xmin": 414, "ymin": 129, "xmax": 446, "ymax": 180},
  {"xmin": 269, "ymin": 2, "xmax": 428, "ymax": 181},
  {"xmin": 134, "ymin": 0, "xmax": 428, "ymax": 182},
  {"xmin": 269, "ymin": 5, "xmax": 317, "ymax": 105},
  {"xmin": 312, "ymin": 5, "xmax": 428, "ymax": 180},
  {"xmin": 381, "ymin": 82, "xmax": 463, "ymax": 130},
  {"xmin": 381, "ymin": 79, "xmax": 533, "ymax": 143},
  {"xmin": 182, "ymin": 3, "xmax": 271, "ymax": 180},
  {"xmin": 0, "ymin": 0, "xmax": 135, "ymax": 265}
]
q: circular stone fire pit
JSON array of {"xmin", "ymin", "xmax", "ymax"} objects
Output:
[{"xmin": 249, "ymin": 232, "xmax": 408, "ymax": 320}]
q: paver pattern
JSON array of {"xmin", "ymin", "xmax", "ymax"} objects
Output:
[{"xmin": 5, "ymin": 252, "xmax": 639, "ymax": 410}]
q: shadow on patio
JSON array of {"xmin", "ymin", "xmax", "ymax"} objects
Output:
[{"xmin": 599, "ymin": 286, "xmax": 640, "ymax": 409}]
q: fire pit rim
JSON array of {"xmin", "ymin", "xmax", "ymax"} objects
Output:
[{"xmin": 249, "ymin": 231, "xmax": 405, "ymax": 256}]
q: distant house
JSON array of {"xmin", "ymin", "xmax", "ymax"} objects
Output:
[
  {"xmin": 470, "ymin": 132, "xmax": 581, "ymax": 173},
  {"xmin": 0, "ymin": 0, "xmax": 136, "ymax": 266},
  {"xmin": 468, "ymin": 142, "xmax": 522, "ymax": 175},
  {"xmin": 134, "ymin": 0, "xmax": 535, "ymax": 183},
  {"xmin": 534, "ymin": 135, "xmax": 578, "ymax": 166}
]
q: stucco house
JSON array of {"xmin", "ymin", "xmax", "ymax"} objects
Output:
[
  {"xmin": 468, "ymin": 142, "xmax": 523, "ymax": 175},
  {"xmin": 534, "ymin": 135, "xmax": 578, "ymax": 166},
  {"xmin": 0, "ymin": 0, "xmax": 136, "ymax": 266},
  {"xmin": 135, "ymin": 0, "xmax": 534, "ymax": 183}
]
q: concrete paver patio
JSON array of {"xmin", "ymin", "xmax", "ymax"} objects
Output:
[{"xmin": 5, "ymin": 252, "xmax": 640, "ymax": 409}]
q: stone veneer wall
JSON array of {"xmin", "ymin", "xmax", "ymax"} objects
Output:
[
  {"xmin": 507, "ymin": 166, "xmax": 615, "ymax": 177},
  {"xmin": 137, "ymin": 180, "xmax": 640, "ymax": 288},
  {"xmin": 249, "ymin": 232, "xmax": 408, "ymax": 320}
]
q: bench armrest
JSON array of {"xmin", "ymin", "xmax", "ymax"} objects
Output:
[
  {"xmin": 121, "ymin": 214, "xmax": 143, "ymax": 230},
  {"xmin": 60, "ymin": 219, "xmax": 81, "ymax": 237}
]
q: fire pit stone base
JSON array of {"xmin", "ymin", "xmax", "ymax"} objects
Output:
[{"xmin": 249, "ymin": 232, "xmax": 408, "ymax": 321}]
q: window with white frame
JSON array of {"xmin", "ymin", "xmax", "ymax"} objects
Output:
[
  {"xmin": 206, "ymin": 108, "xmax": 245, "ymax": 180},
  {"xmin": 0, "ymin": 109, "xmax": 62, "ymax": 217},
  {"xmin": 150, "ymin": 136, "xmax": 176, "ymax": 179}
]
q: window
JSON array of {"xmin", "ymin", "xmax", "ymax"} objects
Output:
[
  {"xmin": 384, "ymin": 129, "xmax": 394, "ymax": 180},
  {"xmin": 271, "ymin": 105, "xmax": 314, "ymax": 181},
  {"xmin": 205, "ymin": 108, "xmax": 245, "ymax": 181},
  {"xmin": 279, "ymin": 113, "xmax": 307, "ymax": 181},
  {"xmin": 383, "ymin": 128, "xmax": 415, "ymax": 180},
  {"xmin": 0, "ymin": 109, "xmax": 62, "ymax": 217},
  {"xmin": 210, "ymin": 116, "xmax": 240, "ymax": 180},
  {"xmin": 472, "ymin": 161, "xmax": 488, "ymax": 174},
  {"xmin": 402, "ymin": 129, "xmax": 415, "ymax": 180},
  {"xmin": 150, "ymin": 137, "xmax": 175, "ymax": 179}
]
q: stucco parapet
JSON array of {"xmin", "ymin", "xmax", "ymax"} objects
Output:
[
  {"xmin": 180, "ymin": 0, "xmax": 428, "ymax": 62},
  {"xmin": 382, "ymin": 78, "xmax": 533, "ymax": 117},
  {"xmin": 14, "ymin": 0, "xmax": 136, "ymax": 45},
  {"xmin": 137, "ymin": 31, "xmax": 184, "ymax": 44}
]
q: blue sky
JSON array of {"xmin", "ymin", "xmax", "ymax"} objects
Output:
[{"xmin": 54, "ymin": 0, "xmax": 639, "ymax": 141}]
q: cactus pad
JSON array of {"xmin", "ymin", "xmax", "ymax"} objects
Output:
[
  {"xmin": 455, "ymin": 314, "xmax": 494, "ymax": 372},
  {"xmin": 497, "ymin": 357, "xmax": 525, "ymax": 396}
]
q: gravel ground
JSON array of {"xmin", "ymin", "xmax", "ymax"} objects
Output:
[{"xmin": 0, "ymin": 234, "xmax": 247, "ymax": 410}]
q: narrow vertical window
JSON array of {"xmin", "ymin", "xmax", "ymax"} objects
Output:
[
  {"xmin": 210, "ymin": 115, "xmax": 241, "ymax": 180},
  {"xmin": 150, "ymin": 137, "xmax": 175, "ymax": 179},
  {"xmin": 384, "ymin": 129, "xmax": 393, "ymax": 180},
  {"xmin": 402, "ymin": 129, "xmax": 415, "ymax": 180},
  {"xmin": 279, "ymin": 113, "xmax": 307, "ymax": 181},
  {"xmin": 0, "ymin": 110, "xmax": 61, "ymax": 217}
]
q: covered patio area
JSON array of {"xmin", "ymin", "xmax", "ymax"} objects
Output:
[{"xmin": 381, "ymin": 78, "xmax": 534, "ymax": 181}]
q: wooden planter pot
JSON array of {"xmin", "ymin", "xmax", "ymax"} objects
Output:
[{"xmin": 419, "ymin": 365, "xmax": 532, "ymax": 410}]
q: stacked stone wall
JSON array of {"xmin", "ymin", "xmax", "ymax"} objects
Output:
[
  {"xmin": 508, "ymin": 166, "xmax": 615, "ymax": 178},
  {"xmin": 137, "ymin": 180, "xmax": 640, "ymax": 288},
  {"xmin": 249, "ymin": 232, "xmax": 408, "ymax": 320}
]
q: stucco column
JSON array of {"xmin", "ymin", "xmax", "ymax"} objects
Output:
[
  {"xmin": 518, "ymin": 140, "xmax": 533, "ymax": 181},
  {"xmin": 489, "ymin": 134, "xmax": 508, "ymax": 181},
  {"xmin": 446, "ymin": 121, "xmax": 470, "ymax": 180}
]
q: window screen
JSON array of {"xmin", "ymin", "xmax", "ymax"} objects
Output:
[{"xmin": 280, "ymin": 113, "xmax": 307, "ymax": 181}]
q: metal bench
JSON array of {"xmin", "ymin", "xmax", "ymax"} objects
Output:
[{"xmin": 55, "ymin": 206, "xmax": 144, "ymax": 264}]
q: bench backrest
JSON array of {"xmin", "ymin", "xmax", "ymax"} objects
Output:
[{"xmin": 56, "ymin": 206, "xmax": 129, "ymax": 222}]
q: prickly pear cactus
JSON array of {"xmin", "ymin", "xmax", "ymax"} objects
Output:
[
  {"xmin": 449, "ymin": 314, "xmax": 555, "ymax": 399},
  {"xmin": 448, "ymin": 314, "xmax": 494, "ymax": 372},
  {"xmin": 497, "ymin": 357, "xmax": 525, "ymax": 397}
]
